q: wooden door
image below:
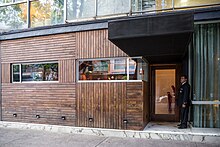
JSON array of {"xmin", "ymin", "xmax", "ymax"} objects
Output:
[{"xmin": 150, "ymin": 65, "xmax": 180, "ymax": 122}]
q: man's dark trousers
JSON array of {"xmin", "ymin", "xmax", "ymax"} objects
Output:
[{"xmin": 180, "ymin": 106, "xmax": 189, "ymax": 127}]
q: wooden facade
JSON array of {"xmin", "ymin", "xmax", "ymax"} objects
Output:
[
  {"xmin": 77, "ymin": 82, "xmax": 149, "ymax": 130},
  {"xmin": 1, "ymin": 33, "xmax": 77, "ymax": 126},
  {"xmin": 0, "ymin": 29, "xmax": 149, "ymax": 130}
]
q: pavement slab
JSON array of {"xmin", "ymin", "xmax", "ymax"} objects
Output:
[{"xmin": 0, "ymin": 128, "xmax": 219, "ymax": 147}]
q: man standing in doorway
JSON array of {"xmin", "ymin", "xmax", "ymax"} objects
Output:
[{"xmin": 178, "ymin": 75, "xmax": 191, "ymax": 129}]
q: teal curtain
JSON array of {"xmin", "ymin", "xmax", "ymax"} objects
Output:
[{"xmin": 193, "ymin": 22, "xmax": 220, "ymax": 128}]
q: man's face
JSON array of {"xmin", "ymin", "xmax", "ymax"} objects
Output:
[{"xmin": 180, "ymin": 76, "xmax": 187, "ymax": 84}]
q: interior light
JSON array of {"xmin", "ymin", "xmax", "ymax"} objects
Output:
[
  {"xmin": 13, "ymin": 113, "xmax": 17, "ymax": 117},
  {"xmin": 123, "ymin": 119, "xmax": 128, "ymax": 124},
  {"xmin": 89, "ymin": 117, "xmax": 93, "ymax": 122},
  {"xmin": 36, "ymin": 115, "xmax": 40, "ymax": 119}
]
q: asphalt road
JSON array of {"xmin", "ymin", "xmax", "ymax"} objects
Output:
[{"xmin": 0, "ymin": 128, "xmax": 219, "ymax": 147}]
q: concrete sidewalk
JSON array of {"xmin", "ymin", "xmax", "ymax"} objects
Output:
[{"xmin": 0, "ymin": 127, "xmax": 219, "ymax": 147}]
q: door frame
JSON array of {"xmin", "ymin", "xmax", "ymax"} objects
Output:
[{"xmin": 150, "ymin": 64, "xmax": 181, "ymax": 122}]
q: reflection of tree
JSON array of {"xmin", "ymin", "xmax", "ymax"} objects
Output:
[
  {"xmin": 31, "ymin": 0, "xmax": 63, "ymax": 27},
  {"xmin": 22, "ymin": 63, "xmax": 58, "ymax": 81},
  {"xmin": 13, "ymin": 65, "xmax": 20, "ymax": 72},
  {"xmin": 0, "ymin": 4, "xmax": 26, "ymax": 29},
  {"xmin": 67, "ymin": 0, "xmax": 95, "ymax": 19}
]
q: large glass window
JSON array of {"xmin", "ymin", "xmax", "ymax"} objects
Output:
[
  {"xmin": 11, "ymin": 62, "xmax": 58, "ymax": 82},
  {"xmin": 67, "ymin": 0, "xmax": 95, "ymax": 20},
  {"xmin": 132, "ymin": 0, "xmax": 173, "ymax": 12},
  {"xmin": 0, "ymin": 3, "xmax": 27, "ymax": 30},
  {"xmin": 192, "ymin": 23, "xmax": 220, "ymax": 128},
  {"xmin": 174, "ymin": 0, "xmax": 220, "ymax": 8},
  {"xmin": 97, "ymin": 0, "xmax": 130, "ymax": 16},
  {"xmin": 30, "ymin": 0, "xmax": 64, "ymax": 27},
  {"xmin": 78, "ymin": 57, "xmax": 148, "ymax": 81},
  {"xmin": 0, "ymin": 0, "xmax": 12, "ymax": 4}
]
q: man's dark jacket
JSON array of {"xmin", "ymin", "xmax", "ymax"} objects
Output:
[{"xmin": 177, "ymin": 82, "xmax": 191, "ymax": 106}]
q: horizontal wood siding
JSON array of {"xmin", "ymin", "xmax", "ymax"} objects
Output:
[
  {"xmin": 1, "ymin": 33, "xmax": 77, "ymax": 126},
  {"xmin": 126, "ymin": 82, "xmax": 144, "ymax": 130},
  {"xmin": 2, "ymin": 83, "xmax": 76, "ymax": 126},
  {"xmin": 76, "ymin": 29, "xmax": 127, "ymax": 59},
  {"xmin": 77, "ymin": 82, "xmax": 145, "ymax": 130},
  {"xmin": 0, "ymin": 33, "xmax": 76, "ymax": 63}
]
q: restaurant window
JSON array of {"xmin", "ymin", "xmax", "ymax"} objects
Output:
[
  {"xmin": 11, "ymin": 62, "xmax": 58, "ymax": 83},
  {"xmin": 78, "ymin": 57, "xmax": 148, "ymax": 81}
]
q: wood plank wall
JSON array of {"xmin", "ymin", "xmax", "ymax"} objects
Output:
[
  {"xmin": 77, "ymin": 82, "xmax": 147, "ymax": 130},
  {"xmin": 77, "ymin": 82, "xmax": 127, "ymax": 129},
  {"xmin": 126, "ymin": 82, "xmax": 145, "ymax": 130},
  {"xmin": 59, "ymin": 59, "xmax": 75, "ymax": 83},
  {"xmin": 1, "ymin": 63, "xmax": 10, "ymax": 83},
  {"xmin": 76, "ymin": 29, "xmax": 127, "ymax": 59},
  {"xmin": 0, "ymin": 33, "xmax": 76, "ymax": 63},
  {"xmin": 1, "ymin": 33, "xmax": 77, "ymax": 126},
  {"xmin": 0, "ymin": 29, "xmax": 149, "ymax": 130},
  {"xmin": 2, "ymin": 83, "xmax": 76, "ymax": 126}
]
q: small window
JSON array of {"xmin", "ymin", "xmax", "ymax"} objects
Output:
[
  {"xmin": 129, "ymin": 58, "xmax": 148, "ymax": 81},
  {"xmin": 11, "ymin": 62, "xmax": 58, "ymax": 83},
  {"xmin": 78, "ymin": 57, "xmax": 148, "ymax": 82},
  {"xmin": 12, "ymin": 64, "xmax": 21, "ymax": 82}
]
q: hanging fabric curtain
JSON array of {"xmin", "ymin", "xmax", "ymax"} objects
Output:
[{"xmin": 193, "ymin": 22, "xmax": 220, "ymax": 128}]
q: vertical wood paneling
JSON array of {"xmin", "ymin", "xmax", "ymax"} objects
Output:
[
  {"xmin": 77, "ymin": 82, "xmax": 146, "ymax": 130},
  {"xmin": 59, "ymin": 59, "xmax": 75, "ymax": 83},
  {"xmin": 143, "ymin": 81, "xmax": 150, "ymax": 126},
  {"xmin": 76, "ymin": 29, "xmax": 128, "ymax": 59},
  {"xmin": 2, "ymin": 63, "xmax": 10, "ymax": 83},
  {"xmin": 77, "ymin": 82, "xmax": 127, "ymax": 129}
]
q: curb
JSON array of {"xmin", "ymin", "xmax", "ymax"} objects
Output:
[{"xmin": 0, "ymin": 121, "xmax": 219, "ymax": 143}]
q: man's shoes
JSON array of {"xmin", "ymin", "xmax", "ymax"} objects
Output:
[
  {"xmin": 178, "ymin": 126, "xmax": 187, "ymax": 129},
  {"xmin": 177, "ymin": 124, "xmax": 181, "ymax": 127}
]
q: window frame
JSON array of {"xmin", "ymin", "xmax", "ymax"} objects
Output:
[
  {"xmin": 76, "ymin": 56, "xmax": 148, "ymax": 83},
  {"xmin": 11, "ymin": 61, "xmax": 59, "ymax": 83},
  {"xmin": 1, "ymin": 0, "xmax": 220, "ymax": 31},
  {"xmin": 11, "ymin": 63, "xmax": 22, "ymax": 83}
]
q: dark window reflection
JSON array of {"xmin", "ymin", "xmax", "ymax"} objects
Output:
[
  {"xmin": 12, "ymin": 65, "xmax": 20, "ymax": 82},
  {"xmin": 22, "ymin": 63, "xmax": 58, "ymax": 81}
]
